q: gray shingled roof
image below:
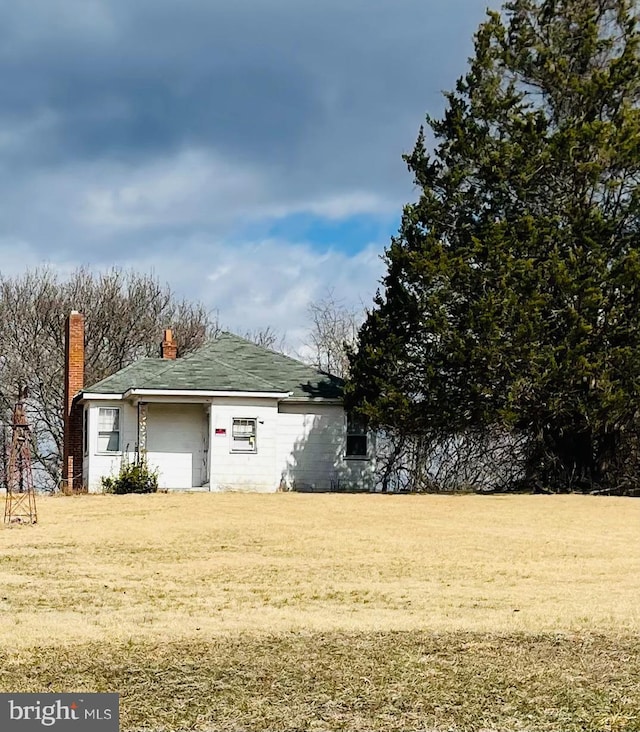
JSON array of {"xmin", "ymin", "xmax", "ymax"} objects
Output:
[{"xmin": 83, "ymin": 332, "xmax": 344, "ymax": 400}]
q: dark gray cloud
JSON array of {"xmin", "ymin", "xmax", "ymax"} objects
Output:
[{"xmin": 0, "ymin": 1, "xmax": 488, "ymax": 177}]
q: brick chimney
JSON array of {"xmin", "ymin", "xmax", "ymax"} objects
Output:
[
  {"xmin": 62, "ymin": 311, "xmax": 85, "ymax": 493},
  {"xmin": 161, "ymin": 328, "xmax": 177, "ymax": 359}
]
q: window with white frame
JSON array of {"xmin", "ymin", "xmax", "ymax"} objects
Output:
[
  {"xmin": 346, "ymin": 413, "xmax": 367, "ymax": 458},
  {"xmin": 231, "ymin": 418, "xmax": 257, "ymax": 452},
  {"xmin": 98, "ymin": 407, "xmax": 121, "ymax": 452},
  {"xmin": 83, "ymin": 408, "xmax": 88, "ymax": 455}
]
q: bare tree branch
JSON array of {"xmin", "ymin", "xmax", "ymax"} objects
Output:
[
  {"xmin": 305, "ymin": 290, "xmax": 361, "ymax": 378},
  {"xmin": 0, "ymin": 266, "xmax": 218, "ymax": 490}
]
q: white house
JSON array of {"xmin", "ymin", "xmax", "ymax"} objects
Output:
[{"xmin": 62, "ymin": 312, "xmax": 375, "ymax": 493}]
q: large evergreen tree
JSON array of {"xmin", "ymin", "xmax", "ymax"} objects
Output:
[{"xmin": 347, "ymin": 0, "xmax": 640, "ymax": 493}]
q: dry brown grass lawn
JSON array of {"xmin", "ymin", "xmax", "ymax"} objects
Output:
[{"xmin": 1, "ymin": 493, "xmax": 639, "ymax": 731}]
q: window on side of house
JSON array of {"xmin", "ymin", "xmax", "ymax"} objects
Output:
[
  {"xmin": 231, "ymin": 417, "xmax": 257, "ymax": 453},
  {"xmin": 346, "ymin": 413, "xmax": 368, "ymax": 458},
  {"xmin": 97, "ymin": 407, "xmax": 121, "ymax": 453}
]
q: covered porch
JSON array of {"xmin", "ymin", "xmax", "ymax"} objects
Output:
[{"xmin": 136, "ymin": 401, "xmax": 210, "ymax": 489}]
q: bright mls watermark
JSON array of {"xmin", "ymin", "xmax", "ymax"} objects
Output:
[{"xmin": 1, "ymin": 694, "xmax": 118, "ymax": 731}]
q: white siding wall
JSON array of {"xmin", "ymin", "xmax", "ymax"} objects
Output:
[
  {"xmin": 208, "ymin": 397, "xmax": 279, "ymax": 491},
  {"xmin": 84, "ymin": 397, "xmax": 375, "ymax": 493},
  {"xmin": 276, "ymin": 403, "xmax": 375, "ymax": 492},
  {"xmin": 82, "ymin": 404, "xmax": 89, "ymax": 488},
  {"xmin": 146, "ymin": 403, "xmax": 208, "ymax": 490},
  {"xmin": 84, "ymin": 400, "xmax": 137, "ymax": 492}
]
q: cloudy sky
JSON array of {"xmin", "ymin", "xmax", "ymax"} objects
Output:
[{"xmin": 1, "ymin": 0, "xmax": 490, "ymax": 350}]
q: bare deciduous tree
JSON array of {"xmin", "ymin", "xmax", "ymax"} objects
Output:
[
  {"xmin": 242, "ymin": 326, "xmax": 286, "ymax": 352},
  {"xmin": 0, "ymin": 267, "xmax": 218, "ymax": 490},
  {"xmin": 374, "ymin": 429, "xmax": 528, "ymax": 493},
  {"xmin": 306, "ymin": 291, "xmax": 361, "ymax": 378}
]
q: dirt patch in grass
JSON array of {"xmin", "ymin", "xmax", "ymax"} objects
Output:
[{"xmin": 1, "ymin": 631, "xmax": 638, "ymax": 732}]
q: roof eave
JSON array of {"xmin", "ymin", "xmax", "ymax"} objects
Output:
[
  {"xmin": 283, "ymin": 396, "xmax": 343, "ymax": 405},
  {"xmin": 78, "ymin": 392, "xmax": 124, "ymax": 402},
  {"xmin": 124, "ymin": 388, "xmax": 292, "ymax": 400}
]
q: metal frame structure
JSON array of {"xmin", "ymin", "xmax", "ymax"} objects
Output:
[{"xmin": 3, "ymin": 387, "xmax": 37, "ymax": 525}]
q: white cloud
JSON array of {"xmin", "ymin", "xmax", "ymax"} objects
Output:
[
  {"xmin": 118, "ymin": 235, "xmax": 385, "ymax": 355},
  {"xmin": 76, "ymin": 148, "xmax": 267, "ymax": 233},
  {"xmin": 0, "ymin": 148, "xmax": 392, "ymax": 352},
  {"xmin": 75, "ymin": 150, "xmax": 401, "ymax": 236},
  {"xmin": 203, "ymin": 239, "xmax": 383, "ymax": 348},
  {"xmin": 0, "ymin": 147, "xmax": 398, "ymax": 253},
  {"xmin": 0, "ymin": 238, "xmax": 77, "ymax": 276},
  {"xmin": 264, "ymin": 191, "xmax": 399, "ymax": 221}
]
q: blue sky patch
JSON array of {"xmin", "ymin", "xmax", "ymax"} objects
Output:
[{"xmin": 241, "ymin": 212, "xmax": 401, "ymax": 255}]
